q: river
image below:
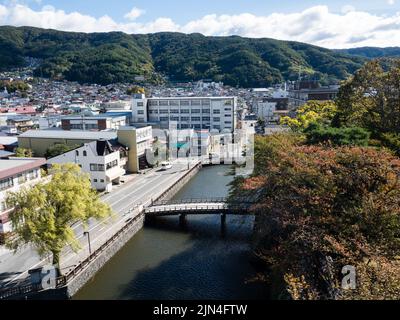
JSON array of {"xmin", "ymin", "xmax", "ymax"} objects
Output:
[{"xmin": 74, "ymin": 165, "xmax": 265, "ymax": 300}]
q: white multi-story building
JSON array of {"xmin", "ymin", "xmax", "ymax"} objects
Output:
[
  {"xmin": 132, "ymin": 94, "xmax": 237, "ymax": 132},
  {"xmin": 0, "ymin": 158, "xmax": 46, "ymax": 235},
  {"xmin": 47, "ymin": 140, "xmax": 127, "ymax": 192}
]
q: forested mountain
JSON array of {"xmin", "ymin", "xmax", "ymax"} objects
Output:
[
  {"xmin": 337, "ymin": 47, "xmax": 400, "ymax": 59},
  {"xmin": 0, "ymin": 26, "xmax": 367, "ymax": 87}
]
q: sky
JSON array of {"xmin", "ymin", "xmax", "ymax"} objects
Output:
[{"xmin": 0, "ymin": 0, "xmax": 400, "ymax": 48}]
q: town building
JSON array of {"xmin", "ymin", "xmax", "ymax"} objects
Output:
[
  {"xmin": 61, "ymin": 115, "xmax": 126, "ymax": 131},
  {"xmin": 132, "ymin": 94, "xmax": 237, "ymax": 132},
  {"xmin": 47, "ymin": 139, "xmax": 127, "ymax": 192},
  {"xmin": 288, "ymin": 81, "xmax": 339, "ymax": 108},
  {"xmin": 0, "ymin": 157, "xmax": 46, "ymax": 236},
  {"xmin": 18, "ymin": 126, "xmax": 153, "ymax": 173}
]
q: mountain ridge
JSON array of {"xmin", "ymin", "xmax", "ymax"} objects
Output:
[{"xmin": 0, "ymin": 25, "xmax": 381, "ymax": 87}]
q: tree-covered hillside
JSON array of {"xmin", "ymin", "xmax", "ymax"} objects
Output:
[
  {"xmin": 0, "ymin": 26, "xmax": 367, "ymax": 87},
  {"xmin": 337, "ymin": 47, "xmax": 400, "ymax": 59}
]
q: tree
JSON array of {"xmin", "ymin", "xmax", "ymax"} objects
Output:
[
  {"xmin": 335, "ymin": 59, "xmax": 400, "ymax": 135},
  {"xmin": 126, "ymin": 86, "xmax": 145, "ymax": 95},
  {"xmin": 280, "ymin": 101, "xmax": 338, "ymax": 131},
  {"xmin": 14, "ymin": 147, "xmax": 33, "ymax": 158},
  {"xmin": 6, "ymin": 163, "xmax": 112, "ymax": 273},
  {"xmin": 45, "ymin": 143, "xmax": 78, "ymax": 159},
  {"xmin": 304, "ymin": 123, "xmax": 370, "ymax": 146},
  {"xmin": 229, "ymin": 133, "xmax": 400, "ymax": 299}
]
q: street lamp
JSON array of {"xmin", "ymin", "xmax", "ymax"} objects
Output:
[{"xmin": 83, "ymin": 231, "xmax": 92, "ymax": 257}]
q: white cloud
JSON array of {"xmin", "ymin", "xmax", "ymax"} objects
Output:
[
  {"xmin": 124, "ymin": 7, "xmax": 145, "ymax": 21},
  {"xmin": 341, "ymin": 5, "xmax": 355, "ymax": 14},
  {"xmin": 0, "ymin": 3, "xmax": 400, "ymax": 48},
  {"xmin": 388, "ymin": 0, "xmax": 395, "ymax": 5}
]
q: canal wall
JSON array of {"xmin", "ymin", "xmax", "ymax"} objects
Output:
[{"xmin": 65, "ymin": 214, "xmax": 145, "ymax": 298}]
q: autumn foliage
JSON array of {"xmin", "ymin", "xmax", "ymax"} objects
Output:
[{"xmin": 229, "ymin": 134, "xmax": 400, "ymax": 299}]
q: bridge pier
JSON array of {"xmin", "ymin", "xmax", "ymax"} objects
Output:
[
  {"xmin": 221, "ymin": 213, "xmax": 226, "ymax": 235},
  {"xmin": 179, "ymin": 214, "xmax": 187, "ymax": 227}
]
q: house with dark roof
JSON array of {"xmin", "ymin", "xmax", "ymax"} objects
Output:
[{"xmin": 47, "ymin": 139, "xmax": 128, "ymax": 192}]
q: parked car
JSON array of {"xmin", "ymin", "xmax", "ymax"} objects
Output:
[{"xmin": 160, "ymin": 161, "xmax": 173, "ymax": 170}]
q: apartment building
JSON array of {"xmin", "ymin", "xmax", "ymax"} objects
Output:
[
  {"xmin": 132, "ymin": 94, "xmax": 237, "ymax": 132},
  {"xmin": 47, "ymin": 140, "xmax": 127, "ymax": 192},
  {"xmin": 0, "ymin": 158, "xmax": 46, "ymax": 235}
]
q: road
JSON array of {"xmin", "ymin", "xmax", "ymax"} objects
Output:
[{"xmin": 0, "ymin": 158, "xmax": 199, "ymax": 289}]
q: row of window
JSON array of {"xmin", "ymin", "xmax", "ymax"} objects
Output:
[
  {"xmin": 70, "ymin": 124, "xmax": 99, "ymax": 130},
  {"xmin": 158, "ymin": 117, "xmax": 232, "ymax": 122},
  {"xmin": 151, "ymin": 109, "xmax": 225, "ymax": 115},
  {"xmin": 149, "ymin": 100, "xmax": 215, "ymax": 107},
  {"xmin": 90, "ymin": 160, "xmax": 118, "ymax": 172},
  {"xmin": 0, "ymin": 170, "xmax": 39, "ymax": 192}
]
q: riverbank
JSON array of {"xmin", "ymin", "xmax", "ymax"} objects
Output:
[{"xmin": 74, "ymin": 165, "xmax": 266, "ymax": 300}]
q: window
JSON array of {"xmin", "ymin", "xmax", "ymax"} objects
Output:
[
  {"xmin": 106, "ymin": 160, "xmax": 118, "ymax": 170},
  {"xmin": 170, "ymin": 116, "xmax": 179, "ymax": 121},
  {"xmin": 213, "ymin": 117, "xmax": 220, "ymax": 122},
  {"xmin": 90, "ymin": 164, "xmax": 105, "ymax": 172},
  {"xmin": 224, "ymin": 108, "xmax": 232, "ymax": 111},
  {"xmin": 170, "ymin": 109, "xmax": 179, "ymax": 114},
  {"xmin": 83, "ymin": 151, "xmax": 87, "ymax": 157},
  {"xmin": 137, "ymin": 110, "xmax": 144, "ymax": 114},
  {"xmin": 159, "ymin": 100, "xmax": 169, "ymax": 106},
  {"xmin": 159, "ymin": 110, "xmax": 169, "ymax": 114},
  {"xmin": 201, "ymin": 99, "xmax": 210, "ymax": 106},
  {"xmin": 137, "ymin": 118, "xmax": 144, "ymax": 122},
  {"xmin": 191, "ymin": 100, "xmax": 201, "ymax": 106},
  {"xmin": 149, "ymin": 100, "xmax": 158, "ymax": 106},
  {"xmin": 0, "ymin": 201, "xmax": 7, "ymax": 212},
  {"xmin": 191, "ymin": 117, "xmax": 201, "ymax": 122},
  {"xmin": 180, "ymin": 109, "xmax": 190, "ymax": 114},
  {"xmin": 93, "ymin": 179, "xmax": 98, "ymax": 183},
  {"xmin": 28, "ymin": 169, "xmax": 39, "ymax": 180},
  {"xmin": 225, "ymin": 121, "xmax": 232, "ymax": 124},
  {"xmin": 159, "ymin": 117, "xmax": 169, "ymax": 122},
  {"xmin": 202, "ymin": 109, "xmax": 210, "ymax": 114},
  {"xmin": 213, "ymin": 110, "xmax": 220, "ymax": 114},
  {"xmin": 191, "ymin": 109, "xmax": 201, "ymax": 114},
  {"xmin": 75, "ymin": 150, "xmax": 79, "ymax": 156},
  {"xmin": 137, "ymin": 102, "xmax": 144, "ymax": 107},
  {"xmin": 181, "ymin": 116, "xmax": 190, "ymax": 121},
  {"xmin": 224, "ymin": 114, "xmax": 231, "ymax": 117},
  {"xmin": 194, "ymin": 124, "xmax": 201, "ymax": 129},
  {"xmin": 17, "ymin": 174, "xmax": 27, "ymax": 184},
  {"xmin": 0, "ymin": 177, "xmax": 13, "ymax": 191},
  {"xmin": 202, "ymin": 117, "xmax": 210, "ymax": 121},
  {"xmin": 100, "ymin": 179, "xmax": 105, "ymax": 183},
  {"xmin": 180, "ymin": 100, "xmax": 190, "ymax": 106},
  {"xmin": 169, "ymin": 100, "xmax": 179, "ymax": 106}
]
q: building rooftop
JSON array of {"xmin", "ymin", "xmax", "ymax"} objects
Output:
[
  {"xmin": 0, "ymin": 157, "xmax": 46, "ymax": 180},
  {"xmin": 19, "ymin": 130, "xmax": 117, "ymax": 140}
]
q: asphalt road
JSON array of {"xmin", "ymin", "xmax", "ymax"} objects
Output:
[{"xmin": 0, "ymin": 158, "xmax": 198, "ymax": 288}]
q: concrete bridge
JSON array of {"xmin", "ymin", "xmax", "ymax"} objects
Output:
[
  {"xmin": 145, "ymin": 197, "xmax": 254, "ymax": 226},
  {"xmin": 145, "ymin": 198, "xmax": 252, "ymax": 216}
]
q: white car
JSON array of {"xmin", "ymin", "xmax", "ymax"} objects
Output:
[{"xmin": 160, "ymin": 161, "xmax": 173, "ymax": 170}]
